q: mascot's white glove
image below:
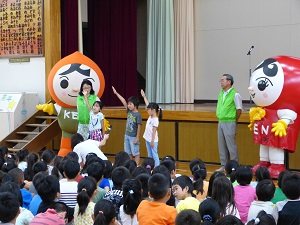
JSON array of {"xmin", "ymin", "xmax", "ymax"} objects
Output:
[{"xmin": 248, "ymin": 107, "xmax": 266, "ymax": 131}]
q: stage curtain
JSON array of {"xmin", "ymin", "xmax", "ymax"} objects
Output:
[
  {"xmin": 87, "ymin": 0, "xmax": 137, "ymax": 106},
  {"xmin": 61, "ymin": 0, "xmax": 79, "ymax": 58},
  {"xmin": 146, "ymin": 0, "xmax": 175, "ymax": 103},
  {"xmin": 174, "ymin": 0, "xmax": 195, "ymax": 103}
]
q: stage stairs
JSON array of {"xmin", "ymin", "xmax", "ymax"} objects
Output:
[{"xmin": 0, "ymin": 109, "xmax": 61, "ymax": 154}]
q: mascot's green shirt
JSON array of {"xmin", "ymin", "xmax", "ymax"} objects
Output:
[
  {"xmin": 77, "ymin": 94, "xmax": 97, "ymax": 124},
  {"xmin": 216, "ymin": 88, "xmax": 237, "ymax": 122}
]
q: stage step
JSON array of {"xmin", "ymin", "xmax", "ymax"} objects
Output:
[
  {"xmin": 6, "ymin": 139, "xmax": 30, "ymax": 143},
  {"xmin": 16, "ymin": 131, "xmax": 40, "ymax": 135},
  {"xmin": 35, "ymin": 116, "xmax": 57, "ymax": 120}
]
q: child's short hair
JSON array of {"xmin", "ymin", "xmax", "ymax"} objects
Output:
[
  {"xmin": 7, "ymin": 168, "xmax": 24, "ymax": 186},
  {"xmin": 172, "ymin": 175, "xmax": 194, "ymax": 194},
  {"xmin": 16, "ymin": 149, "xmax": 29, "ymax": 162},
  {"xmin": 41, "ymin": 149, "xmax": 56, "ymax": 165},
  {"xmin": 66, "ymin": 152, "xmax": 79, "ymax": 162},
  {"xmin": 132, "ymin": 166, "xmax": 150, "ymax": 177},
  {"xmin": 1, "ymin": 181, "xmax": 23, "ymax": 206},
  {"xmin": 277, "ymin": 169, "xmax": 292, "ymax": 189},
  {"xmin": 148, "ymin": 173, "xmax": 170, "ymax": 200},
  {"xmin": 225, "ymin": 160, "xmax": 239, "ymax": 183},
  {"xmin": 127, "ymin": 96, "xmax": 139, "ymax": 108},
  {"xmin": 124, "ymin": 159, "xmax": 137, "ymax": 174},
  {"xmin": 160, "ymin": 160, "xmax": 176, "ymax": 174},
  {"xmin": 37, "ymin": 175, "xmax": 60, "ymax": 203},
  {"xmin": 0, "ymin": 192, "xmax": 20, "ymax": 223},
  {"xmin": 113, "ymin": 152, "xmax": 130, "ymax": 170},
  {"xmin": 256, "ymin": 180, "xmax": 275, "ymax": 201},
  {"xmin": 111, "ymin": 166, "xmax": 131, "ymax": 189},
  {"xmin": 32, "ymin": 171, "xmax": 48, "ymax": 191},
  {"xmin": 162, "ymin": 155, "xmax": 175, "ymax": 162},
  {"xmin": 103, "ymin": 160, "xmax": 113, "ymax": 179},
  {"xmin": 87, "ymin": 161, "xmax": 105, "ymax": 182},
  {"xmin": 71, "ymin": 133, "xmax": 84, "ymax": 150},
  {"xmin": 236, "ymin": 165, "xmax": 253, "ymax": 186},
  {"xmin": 191, "ymin": 164, "xmax": 207, "ymax": 180},
  {"xmin": 93, "ymin": 100, "xmax": 103, "ymax": 109},
  {"xmin": 136, "ymin": 173, "xmax": 151, "ymax": 199},
  {"xmin": 215, "ymin": 215, "xmax": 243, "ymax": 225},
  {"xmin": 199, "ymin": 198, "xmax": 221, "ymax": 224},
  {"xmin": 175, "ymin": 209, "xmax": 201, "ymax": 225},
  {"xmin": 247, "ymin": 210, "xmax": 275, "ymax": 225},
  {"xmin": 32, "ymin": 161, "xmax": 48, "ymax": 174},
  {"xmin": 63, "ymin": 159, "xmax": 80, "ymax": 179},
  {"xmin": 281, "ymin": 172, "xmax": 300, "ymax": 200},
  {"xmin": 255, "ymin": 166, "xmax": 271, "ymax": 182}
]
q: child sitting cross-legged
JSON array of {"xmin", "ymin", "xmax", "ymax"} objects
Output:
[
  {"xmin": 136, "ymin": 173, "xmax": 177, "ymax": 225},
  {"xmin": 247, "ymin": 179, "xmax": 275, "ymax": 222},
  {"xmin": 172, "ymin": 175, "xmax": 201, "ymax": 213}
]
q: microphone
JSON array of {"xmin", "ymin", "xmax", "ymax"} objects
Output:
[{"xmin": 247, "ymin": 46, "xmax": 254, "ymax": 55}]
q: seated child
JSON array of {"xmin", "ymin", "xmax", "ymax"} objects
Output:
[
  {"xmin": 225, "ymin": 160, "xmax": 239, "ymax": 187},
  {"xmin": 119, "ymin": 178, "xmax": 142, "ymax": 225},
  {"xmin": 272, "ymin": 172, "xmax": 300, "ymax": 225},
  {"xmin": 59, "ymin": 159, "xmax": 80, "ymax": 208},
  {"xmin": 199, "ymin": 198, "xmax": 221, "ymax": 224},
  {"xmin": 172, "ymin": 175, "xmax": 200, "ymax": 212},
  {"xmin": 0, "ymin": 192, "xmax": 20, "ymax": 224},
  {"xmin": 93, "ymin": 199, "xmax": 121, "ymax": 225},
  {"xmin": 87, "ymin": 161, "xmax": 107, "ymax": 203},
  {"xmin": 136, "ymin": 173, "xmax": 177, "ymax": 225},
  {"xmin": 215, "ymin": 215, "xmax": 243, "ymax": 225},
  {"xmin": 247, "ymin": 179, "xmax": 275, "ymax": 222},
  {"xmin": 104, "ymin": 166, "xmax": 131, "ymax": 219},
  {"xmin": 7, "ymin": 167, "xmax": 32, "ymax": 209},
  {"xmin": 234, "ymin": 165, "xmax": 256, "ymax": 223},
  {"xmin": 74, "ymin": 176, "xmax": 98, "ymax": 225},
  {"xmin": 175, "ymin": 209, "xmax": 201, "ymax": 225},
  {"xmin": 247, "ymin": 210, "xmax": 275, "ymax": 225},
  {"xmin": 271, "ymin": 170, "xmax": 290, "ymax": 204},
  {"xmin": 30, "ymin": 202, "xmax": 68, "ymax": 224},
  {"xmin": 36, "ymin": 175, "xmax": 60, "ymax": 214}
]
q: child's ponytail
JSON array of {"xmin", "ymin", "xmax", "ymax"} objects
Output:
[
  {"xmin": 77, "ymin": 176, "xmax": 97, "ymax": 216},
  {"xmin": 93, "ymin": 199, "xmax": 116, "ymax": 225}
]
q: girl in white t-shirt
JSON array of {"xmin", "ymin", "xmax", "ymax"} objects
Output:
[
  {"xmin": 89, "ymin": 101, "xmax": 104, "ymax": 141},
  {"xmin": 141, "ymin": 90, "xmax": 163, "ymax": 167}
]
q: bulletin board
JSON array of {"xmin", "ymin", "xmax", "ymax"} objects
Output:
[{"xmin": 0, "ymin": 0, "xmax": 43, "ymax": 57}]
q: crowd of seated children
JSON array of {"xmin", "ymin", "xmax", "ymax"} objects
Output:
[{"xmin": 272, "ymin": 172, "xmax": 300, "ymax": 225}]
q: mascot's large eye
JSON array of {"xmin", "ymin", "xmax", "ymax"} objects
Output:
[
  {"xmin": 263, "ymin": 63, "xmax": 278, "ymax": 77},
  {"xmin": 258, "ymin": 80, "xmax": 267, "ymax": 91},
  {"xmin": 60, "ymin": 79, "xmax": 69, "ymax": 89}
]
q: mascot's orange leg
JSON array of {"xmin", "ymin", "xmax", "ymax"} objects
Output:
[{"xmin": 58, "ymin": 136, "xmax": 72, "ymax": 156}]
